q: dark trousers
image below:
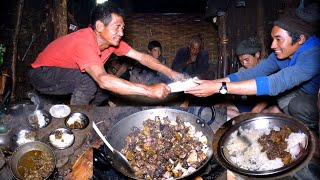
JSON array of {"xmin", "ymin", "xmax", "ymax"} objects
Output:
[
  {"xmin": 28, "ymin": 66, "xmax": 110, "ymax": 105},
  {"xmin": 277, "ymin": 88, "xmax": 319, "ymax": 133}
]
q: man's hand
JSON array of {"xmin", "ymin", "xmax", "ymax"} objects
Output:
[
  {"xmin": 146, "ymin": 83, "xmax": 171, "ymax": 99},
  {"xmin": 169, "ymin": 71, "xmax": 185, "ymax": 81},
  {"xmin": 185, "ymin": 79, "xmax": 219, "ymax": 97}
]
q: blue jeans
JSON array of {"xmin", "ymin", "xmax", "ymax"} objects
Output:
[{"xmin": 28, "ymin": 66, "xmax": 109, "ymax": 105}]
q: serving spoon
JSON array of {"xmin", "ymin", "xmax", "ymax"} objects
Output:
[{"xmin": 92, "ymin": 122, "xmax": 135, "ymax": 178}]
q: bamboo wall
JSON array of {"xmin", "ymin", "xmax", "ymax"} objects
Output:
[{"xmin": 124, "ymin": 13, "xmax": 218, "ymax": 67}]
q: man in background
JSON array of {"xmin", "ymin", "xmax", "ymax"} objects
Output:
[{"xmin": 171, "ymin": 34, "xmax": 209, "ymax": 79}]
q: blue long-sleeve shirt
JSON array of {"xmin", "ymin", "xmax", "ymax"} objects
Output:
[{"xmin": 228, "ymin": 35, "xmax": 320, "ymax": 96}]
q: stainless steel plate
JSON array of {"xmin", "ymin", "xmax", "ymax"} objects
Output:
[
  {"xmin": 217, "ymin": 113, "xmax": 312, "ymax": 177},
  {"xmin": 49, "ymin": 128, "xmax": 75, "ymax": 149},
  {"xmin": 49, "ymin": 104, "xmax": 71, "ymax": 118},
  {"xmin": 65, "ymin": 112, "xmax": 89, "ymax": 130},
  {"xmin": 16, "ymin": 129, "xmax": 36, "ymax": 146}
]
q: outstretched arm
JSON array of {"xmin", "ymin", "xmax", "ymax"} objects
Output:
[
  {"xmin": 126, "ymin": 49, "xmax": 185, "ymax": 80},
  {"xmin": 185, "ymin": 78, "xmax": 257, "ymax": 97},
  {"xmin": 85, "ymin": 64, "xmax": 170, "ymax": 99}
]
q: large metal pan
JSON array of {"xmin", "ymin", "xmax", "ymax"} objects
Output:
[
  {"xmin": 214, "ymin": 113, "xmax": 315, "ymax": 179},
  {"xmin": 104, "ymin": 108, "xmax": 215, "ymax": 179}
]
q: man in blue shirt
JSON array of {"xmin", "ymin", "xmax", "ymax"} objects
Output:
[{"xmin": 186, "ymin": 5, "xmax": 320, "ymax": 133}]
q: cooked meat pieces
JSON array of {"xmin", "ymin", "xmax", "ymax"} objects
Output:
[
  {"xmin": 18, "ymin": 150, "xmax": 54, "ymax": 180},
  {"xmin": 121, "ymin": 116, "xmax": 208, "ymax": 179},
  {"xmin": 69, "ymin": 121, "xmax": 84, "ymax": 129},
  {"xmin": 25, "ymin": 131, "xmax": 36, "ymax": 140},
  {"xmin": 258, "ymin": 126, "xmax": 292, "ymax": 165},
  {"xmin": 54, "ymin": 130, "xmax": 63, "ymax": 139}
]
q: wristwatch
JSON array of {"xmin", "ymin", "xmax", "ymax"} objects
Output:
[{"xmin": 219, "ymin": 82, "xmax": 228, "ymax": 94}]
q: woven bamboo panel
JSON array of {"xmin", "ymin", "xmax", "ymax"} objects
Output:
[{"xmin": 124, "ymin": 13, "xmax": 218, "ymax": 66}]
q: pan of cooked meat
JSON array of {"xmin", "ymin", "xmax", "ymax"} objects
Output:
[{"xmin": 104, "ymin": 108, "xmax": 214, "ymax": 179}]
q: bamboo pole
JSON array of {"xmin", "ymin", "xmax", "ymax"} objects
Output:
[{"xmin": 11, "ymin": 0, "xmax": 24, "ymax": 101}]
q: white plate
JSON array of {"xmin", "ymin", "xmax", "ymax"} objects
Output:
[
  {"xmin": 49, "ymin": 104, "xmax": 71, "ymax": 118},
  {"xmin": 49, "ymin": 128, "xmax": 75, "ymax": 149},
  {"xmin": 168, "ymin": 77, "xmax": 199, "ymax": 92}
]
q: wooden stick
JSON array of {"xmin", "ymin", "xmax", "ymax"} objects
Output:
[{"xmin": 11, "ymin": 0, "xmax": 24, "ymax": 101}]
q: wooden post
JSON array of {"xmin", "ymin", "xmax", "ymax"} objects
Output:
[
  {"xmin": 218, "ymin": 14, "xmax": 229, "ymax": 78},
  {"xmin": 256, "ymin": 0, "xmax": 268, "ymax": 59},
  {"xmin": 53, "ymin": 0, "xmax": 68, "ymax": 39},
  {"xmin": 11, "ymin": 0, "xmax": 24, "ymax": 101}
]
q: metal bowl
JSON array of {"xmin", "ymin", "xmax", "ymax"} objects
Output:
[
  {"xmin": 65, "ymin": 112, "xmax": 89, "ymax": 130},
  {"xmin": 28, "ymin": 110, "xmax": 52, "ymax": 128},
  {"xmin": 49, "ymin": 128, "xmax": 75, "ymax": 149},
  {"xmin": 216, "ymin": 113, "xmax": 312, "ymax": 177},
  {"xmin": 10, "ymin": 141, "xmax": 56, "ymax": 180}
]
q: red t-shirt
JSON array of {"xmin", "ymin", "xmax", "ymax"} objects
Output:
[{"xmin": 31, "ymin": 27, "xmax": 131, "ymax": 72}]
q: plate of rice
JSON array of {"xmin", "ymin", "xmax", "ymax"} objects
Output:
[
  {"xmin": 216, "ymin": 113, "xmax": 313, "ymax": 177},
  {"xmin": 49, "ymin": 104, "xmax": 71, "ymax": 118},
  {"xmin": 49, "ymin": 128, "xmax": 75, "ymax": 149}
]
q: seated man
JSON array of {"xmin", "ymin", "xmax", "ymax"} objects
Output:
[
  {"xmin": 224, "ymin": 37, "xmax": 281, "ymax": 118},
  {"xmin": 28, "ymin": 3, "xmax": 184, "ymax": 105},
  {"xmin": 171, "ymin": 34, "xmax": 209, "ymax": 79},
  {"xmin": 186, "ymin": 5, "xmax": 320, "ymax": 133}
]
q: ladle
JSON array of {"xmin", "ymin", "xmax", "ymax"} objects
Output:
[
  {"xmin": 27, "ymin": 91, "xmax": 40, "ymax": 110},
  {"xmin": 92, "ymin": 122, "xmax": 135, "ymax": 178},
  {"xmin": 27, "ymin": 92, "xmax": 52, "ymax": 128}
]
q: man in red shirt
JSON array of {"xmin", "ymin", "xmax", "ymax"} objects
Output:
[{"xmin": 28, "ymin": 3, "xmax": 184, "ymax": 105}]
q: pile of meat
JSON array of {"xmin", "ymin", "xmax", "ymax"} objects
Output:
[
  {"xmin": 258, "ymin": 126, "xmax": 292, "ymax": 165},
  {"xmin": 121, "ymin": 116, "xmax": 208, "ymax": 179}
]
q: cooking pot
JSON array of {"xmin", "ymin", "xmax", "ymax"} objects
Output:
[
  {"xmin": 104, "ymin": 108, "xmax": 215, "ymax": 179},
  {"xmin": 0, "ymin": 123, "xmax": 11, "ymax": 151},
  {"xmin": 10, "ymin": 141, "xmax": 56, "ymax": 180},
  {"xmin": 214, "ymin": 113, "xmax": 315, "ymax": 179}
]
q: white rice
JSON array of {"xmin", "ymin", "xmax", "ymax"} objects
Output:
[
  {"xmin": 225, "ymin": 126, "xmax": 305, "ymax": 171},
  {"xmin": 66, "ymin": 116, "xmax": 81, "ymax": 126},
  {"xmin": 49, "ymin": 105, "xmax": 71, "ymax": 118},
  {"xmin": 16, "ymin": 130, "xmax": 36, "ymax": 145},
  {"xmin": 49, "ymin": 132, "xmax": 74, "ymax": 149},
  {"xmin": 34, "ymin": 111, "xmax": 46, "ymax": 127},
  {"xmin": 285, "ymin": 132, "xmax": 306, "ymax": 158}
]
